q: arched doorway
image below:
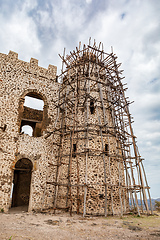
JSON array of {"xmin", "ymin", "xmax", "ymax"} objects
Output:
[{"xmin": 11, "ymin": 159, "xmax": 33, "ymax": 209}]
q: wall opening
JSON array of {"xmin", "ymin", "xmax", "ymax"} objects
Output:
[
  {"xmin": 11, "ymin": 159, "xmax": 33, "ymax": 210},
  {"xmin": 24, "ymin": 95, "xmax": 44, "ymax": 110},
  {"xmin": 72, "ymin": 144, "xmax": 77, "ymax": 158},
  {"xmin": 21, "ymin": 125, "xmax": 33, "ymax": 136},
  {"xmin": 19, "ymin": 92, "xmax": 45, "ymax": 137},
  {"xmin": 105, "ymin": 144, "xmax": 108, "ymax": 156},
  {"xmin": 90, "ymin": 100, "xmax": 95, "ymax": 114}
]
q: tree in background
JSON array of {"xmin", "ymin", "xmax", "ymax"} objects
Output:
[{"xmin": 155, "ymin": 201, "xmax": 160, "ymax": 212}]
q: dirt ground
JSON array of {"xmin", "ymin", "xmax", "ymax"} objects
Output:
[{"xmin": 0, "ymin": 207, "xmax": 160, "ymax": 240}]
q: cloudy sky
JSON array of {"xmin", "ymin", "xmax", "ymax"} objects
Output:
[{"xmin": 0, "ymin": 0, "xmax": 159, "ymax": 198}]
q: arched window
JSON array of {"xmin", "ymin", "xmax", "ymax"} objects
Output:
[{"xmin": 19, "ymin": 92, "xmax": 45, "ymax": 137}]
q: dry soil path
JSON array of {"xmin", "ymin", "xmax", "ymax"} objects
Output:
[{"xmin": 0, "ymin": 209, "xmax": 160, "ymax": 240}]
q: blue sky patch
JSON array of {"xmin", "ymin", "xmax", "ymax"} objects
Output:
[{"xmin": 121, "ymin": 13, "xmax": 126, "ymax": 19}]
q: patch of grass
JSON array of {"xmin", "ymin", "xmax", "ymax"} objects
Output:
[
  {"xmin": 134, "ymin": 214, "xmax": 140, "ymax": 218},
  {"xmin": 123, "ymin": 213, "xmax": 160, "ymax": 230},
  {"xmin": 0, "ymin": 208, "xmax": 4, "ymax": 213},
  {"xmin": 102, "ymin": 212, "xmax": 160, "ymax": 231},
  {"xmin": 128, "ymin": 212, "xmax": 133, "ymax": 215}
]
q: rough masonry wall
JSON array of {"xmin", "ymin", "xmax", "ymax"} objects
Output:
[
  {"xmin": 0, "ymin": 51, "xmax": 59, "ymax": 212},
  {"xmin": 52, "ymin": 64, "xmax": 127, "ymax": 216}
]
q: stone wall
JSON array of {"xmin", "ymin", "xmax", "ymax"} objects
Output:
[{"xmin": 0, "ymin": 51, "xmax": 59, "ymax": 212}]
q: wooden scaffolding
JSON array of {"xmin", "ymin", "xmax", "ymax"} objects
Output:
[{"xmin": 45, "ymin": 40, "xmax": 153, "ymax": 216}]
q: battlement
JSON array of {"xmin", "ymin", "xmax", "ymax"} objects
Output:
[
  {"xmin": 0, "ymin": 51, "xmax": 57, "ymax": 81},
  {"xmin": 8, "ymin": 50, "xmax": 18, "ymax": 60}
]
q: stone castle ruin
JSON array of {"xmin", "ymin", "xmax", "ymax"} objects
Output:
[{"xmin": 0, "ymin": 41, "xmax": 153, "ymax": 216}]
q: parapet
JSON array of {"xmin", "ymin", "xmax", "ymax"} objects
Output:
[
  {"xmin": 30, "ymin": 58, "xmax": 38, "ymax": 68},
  {"xmin": 0, "ymin": 50, "xmax": 57, "ymax": 82},
  {"xmin": 8, "ymin": 51, "xmax": 18, "ymax": 60}
]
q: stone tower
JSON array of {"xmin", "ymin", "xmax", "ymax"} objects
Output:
[
  {"xmin": 45, "ymin": 42, "xmax": 152, "ymax": 216},
  {"xmin": 0, "ymin": 51, "xmax": 59, "ymax": 212}
]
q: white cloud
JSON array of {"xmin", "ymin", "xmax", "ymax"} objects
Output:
[
  {"xmin": 86, "ymin": 0, "xmax": 92, "ymax": 3},
  {"xmin": 0, "ymin": 0, "xmax": 41, "ymax": 61}
]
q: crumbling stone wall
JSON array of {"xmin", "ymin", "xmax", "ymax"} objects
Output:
[{"xmin": 0, "ymin": 51, "xmax": 59, "ymax": 212}]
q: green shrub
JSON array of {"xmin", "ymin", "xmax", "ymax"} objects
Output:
[
  {"xmin": 0, "ymin": 208, "xmax": 4, "ymax": 213},
  {"xmin": 155, "ymin": 201, "xmax": 160, "ymax": 212}
]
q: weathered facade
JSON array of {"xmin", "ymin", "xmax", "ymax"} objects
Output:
[
  {"xmin": 0, "ymin": 43, "xmax": 152, "ymax": 216},
  {"xmin": 0, "ymin": 50, "xmax": 58, "ymax": 212}
]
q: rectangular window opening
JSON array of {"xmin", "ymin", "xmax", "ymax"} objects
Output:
[
  {"xmin": 105, "ymin": 144, "xmax": 108, "ymax": 156},
  {"xmin": 72, "ymin": 144, "xmax": 77, "ymax": 158},
  {"xmin": 90, "ymin": 100, "xmax": 95, "ymax": 114}
]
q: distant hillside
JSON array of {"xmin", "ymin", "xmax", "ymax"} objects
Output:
[{"xmin": 130, "ymin": 198, "xmax": 160, "ymax": 210}]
